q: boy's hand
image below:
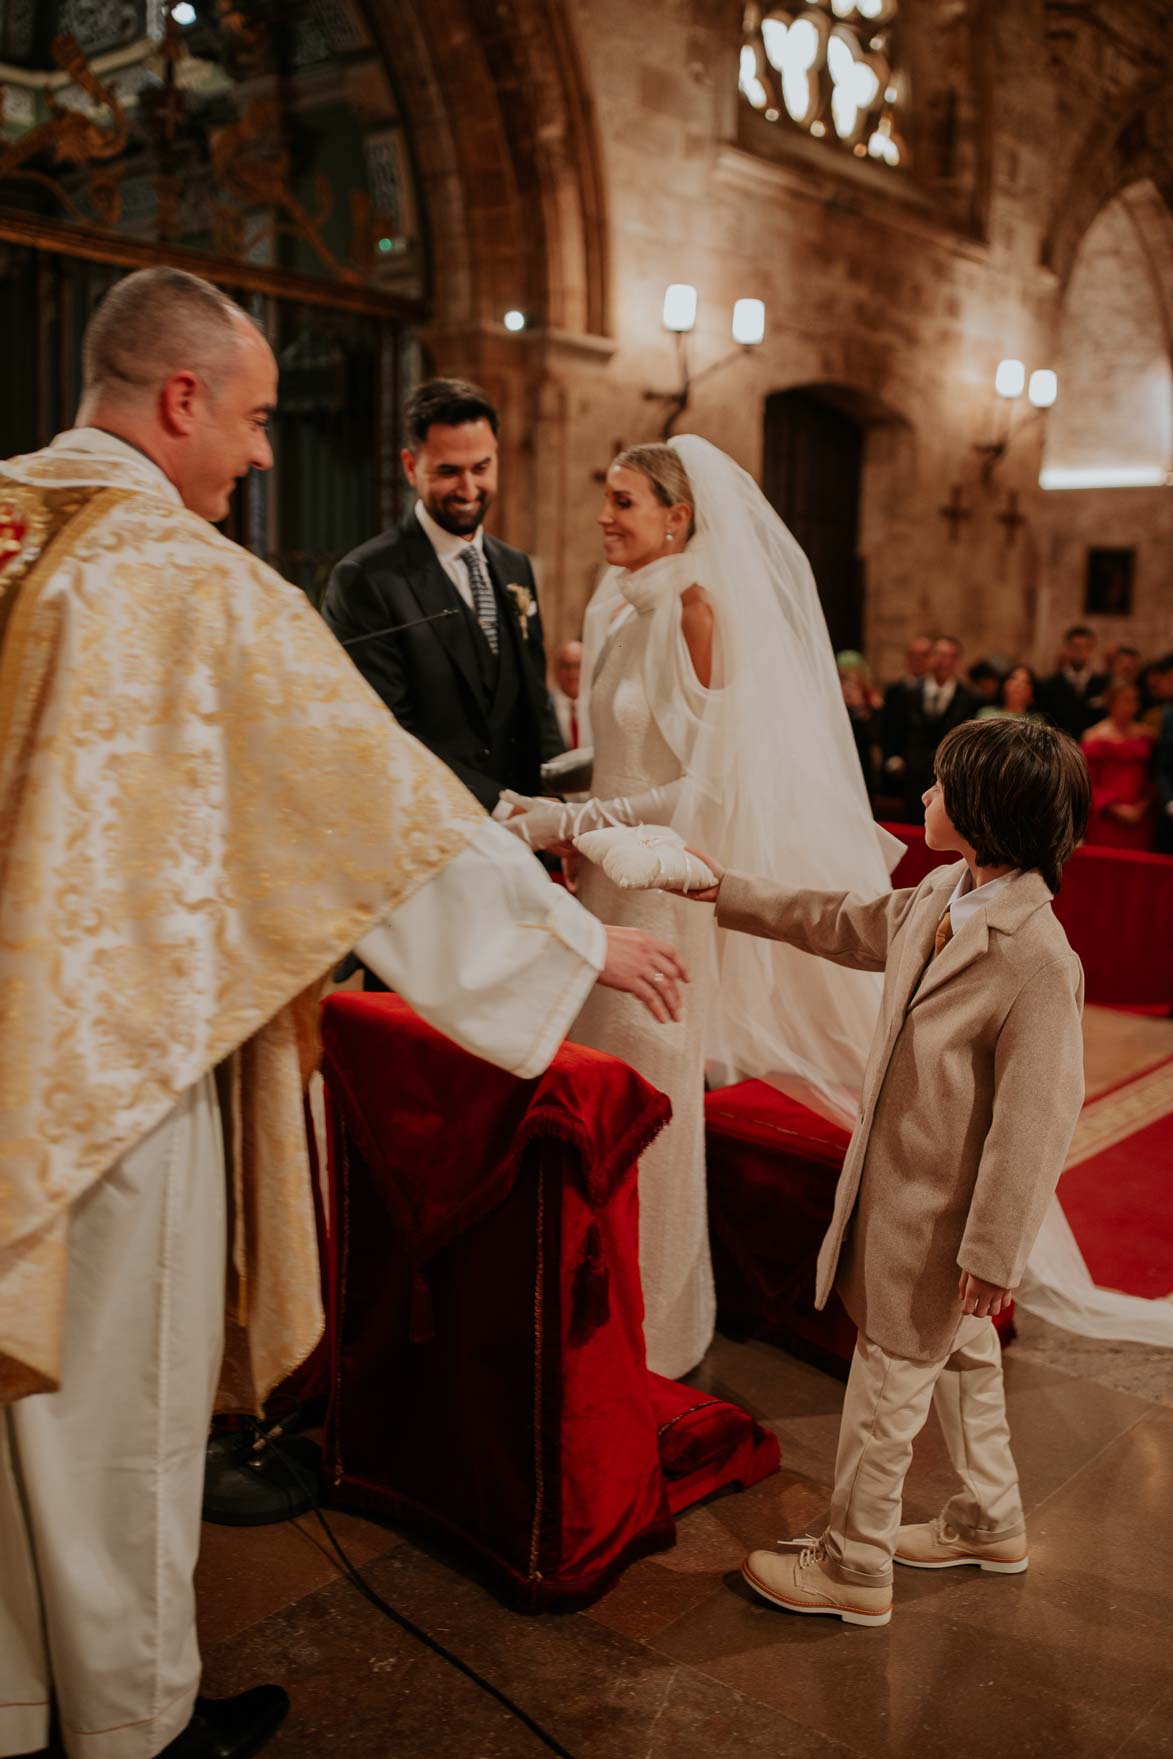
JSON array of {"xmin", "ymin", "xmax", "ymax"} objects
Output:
[
  {"xmin": 662, "ymin": 848, "xmax": 725, "ymax": 903},
  {"xmin": 958, "ymin": 1270, "xmax": 1013, "ymax": 1318}
]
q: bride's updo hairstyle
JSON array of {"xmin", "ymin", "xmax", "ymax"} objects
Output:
[{"xmin": 613, "ymin": 443, "xmax": 697, "ymax": 542}]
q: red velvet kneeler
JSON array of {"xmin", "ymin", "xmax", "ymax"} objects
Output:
[
  {"xmin": 706, "ymin": 1080, "xmax": 1014, "ymax": 1378},
  {"xmin": 321, "ymin": 995, "xmax": 779, "ymax": 1610}
]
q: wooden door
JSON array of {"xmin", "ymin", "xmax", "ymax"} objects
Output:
[{"xmin": 762, "ymin": 389, "xmax": 865, "ymax": 653}]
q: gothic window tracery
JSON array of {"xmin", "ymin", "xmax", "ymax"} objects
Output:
[{"xmin": 739, "ymin": 1, "xmax": 905, "ymax": 170}]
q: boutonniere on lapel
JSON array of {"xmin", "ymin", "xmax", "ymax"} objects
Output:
[{"xmin": 505, "ymin": 582, "xmax": 536, "ymax": 636}]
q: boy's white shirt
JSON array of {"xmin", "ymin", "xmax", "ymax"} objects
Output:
[{"xmin": 946, "ymin": 866, "xmax": 1021, "ymax": 933}]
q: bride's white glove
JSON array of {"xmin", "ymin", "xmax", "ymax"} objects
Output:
[{"xmin": 501, "ymin": 778, "xmax": 684, "ymax": 853}]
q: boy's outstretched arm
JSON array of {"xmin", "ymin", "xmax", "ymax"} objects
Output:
[
  {"xmin": 712, "ymin": 869, "xmax": 918, "ymax": 972},
  {"xmin": 958, "ymin": 954, "xmax": 1085, "ymax": 1291}
]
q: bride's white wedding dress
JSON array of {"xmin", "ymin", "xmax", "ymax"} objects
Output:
[{"xmin": 570, "ymin": 556, "xmax": 715, "ymax": 1379}]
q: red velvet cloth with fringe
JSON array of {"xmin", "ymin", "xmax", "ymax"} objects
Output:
[{"xmin": 320, "ymin": 994, "xmax": 779, "ymax": 1610}]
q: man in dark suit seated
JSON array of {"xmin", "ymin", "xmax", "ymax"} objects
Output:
[
  {"xmin": 1037, "ymin": 624, "xmax": 1109, "ymax": 738},
  {"xmin": 897, "ymin": 635, "xmax": 976, "ymax": 821},
  {"xmin": 322, "ymin": 378, "xmax": 563, "ymax": 815}
]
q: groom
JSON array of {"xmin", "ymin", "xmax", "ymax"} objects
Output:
[{"xmin": 322, "ymin": 378, "xmax": 563, "ymax": 813}]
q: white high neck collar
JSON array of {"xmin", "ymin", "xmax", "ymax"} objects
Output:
[{"xmin": 617, "ymin": 548, "xmax": 691, "ymax": 614}]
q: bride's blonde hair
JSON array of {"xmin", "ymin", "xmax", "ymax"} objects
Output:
[{"xmin": 613, "ymin": 443, "xmax": 696, "ymax": 540}]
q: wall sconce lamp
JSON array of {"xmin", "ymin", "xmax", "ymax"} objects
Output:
[
  {"xmin": 645, "ymin": 286, "xmax": 766, "ymax": 439},
  {"xmin": 974, "ymin": 358, "xmax": 1059, "ymax": 485}
]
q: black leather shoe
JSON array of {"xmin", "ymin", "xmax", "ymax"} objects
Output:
[{"xmin": 158, "ymin": 1686, "xmax": 290, "ymax": 1757}]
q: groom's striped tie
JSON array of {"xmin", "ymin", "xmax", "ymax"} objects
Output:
[{"xmin": 461, "ymin": 544, "xmax": 499, "ymax": 653}]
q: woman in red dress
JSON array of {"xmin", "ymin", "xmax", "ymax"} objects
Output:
[{"xmin": 1080, "ymin": 681, "xmax": 1157, "ymax": 849}]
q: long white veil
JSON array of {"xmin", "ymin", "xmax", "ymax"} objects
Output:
[{"xmin": 581, "ymin": 434, "xmax": 897, "ymax": 1127}]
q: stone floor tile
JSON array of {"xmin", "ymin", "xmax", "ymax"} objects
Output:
[
  {"xmin": 195, "ymin": 1507, "xmax": 403, "ymax": 1650},
  {"xmin": 1112, "ymin": 1685, "xmax": 1173, "ymax": 1759},
  {"xmin": 1008, "ymin": 1309, "xmax": 1173, "ymax": 1405},
  {"xmin": 650, "ymin": 1575, "xmax": 1135, "ymax": 1759}
]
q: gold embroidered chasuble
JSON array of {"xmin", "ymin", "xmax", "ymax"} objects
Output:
[{"xmin": 0, "ymin": 430, "xmax": 485, "ymax": 1405}]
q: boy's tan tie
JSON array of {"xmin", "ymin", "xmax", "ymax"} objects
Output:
[{"xmin": 932, "ymin": 907, "xmax": 954, "ymax": 960}]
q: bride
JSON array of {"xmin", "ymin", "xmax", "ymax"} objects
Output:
[{"xmin": 505, "ymin": 437, "xmax": 895, "ymax": 1379}]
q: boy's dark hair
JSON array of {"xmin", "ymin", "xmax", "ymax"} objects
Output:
[
  {"xmin": 405, "ymin": 378, "xmax": 499, "ymax": 447},
  {"xmin": 934, "ymin": 718, "xmax": 1090, "ymax": 894},
  {"xmin": 1063, "ymin": 623, "xmax": 1094, "ymax": 643}
]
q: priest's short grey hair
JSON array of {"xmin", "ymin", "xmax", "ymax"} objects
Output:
[{"xmin": 82, "ymin": 267, "xmax": 256, "ymax": 405}]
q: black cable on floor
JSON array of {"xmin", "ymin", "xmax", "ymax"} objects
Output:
[{"xmin": 259, "ymin": 1432, "xmax": 577, "ymax": 1759}]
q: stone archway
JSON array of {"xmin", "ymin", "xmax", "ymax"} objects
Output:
[
  {"xmin": 363, "ymin": 0, "xmax": 613, "ymax": 564},
  {"xmin": 366, "ymin": 0, "xmax": 609, "ymax": 337},
  {"xmin": 1044, "ymin": 81, "xmax": 1173, "ymax": 291}
]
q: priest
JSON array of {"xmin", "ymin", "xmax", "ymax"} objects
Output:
[{"xmin": 0, "ymin": 267, "xmax": 686, "ymax": 1759}]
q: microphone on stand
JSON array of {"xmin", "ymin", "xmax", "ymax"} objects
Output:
[{"xmin": 340, "ymin": 608, "xmax": 462, "ymax": 649}]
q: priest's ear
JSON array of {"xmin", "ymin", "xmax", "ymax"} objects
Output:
[{"xmin": 160, "ymin": 369, "xmax": 204, "ymax": 436}]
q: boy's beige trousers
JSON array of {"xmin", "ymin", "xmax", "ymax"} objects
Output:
[
  {"xmin": 824, "ymin": 1313, "xmax": 1025, "ymax": 1586},
  {"xmin": 0, "ymin": 1074, "xmax": 225, "ymax": 1759}
]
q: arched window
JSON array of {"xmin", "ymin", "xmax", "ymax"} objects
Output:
[{"xmin": 738, "ymin": 1, "xmax": 905, "ymax": 170}]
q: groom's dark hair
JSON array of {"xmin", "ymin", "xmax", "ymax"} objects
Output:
[
  {"xmin": 405, "ymin": 378, "xmax": 499, "ymax": 447},
  {"xmin": 934, "ymin": 718, "xmax": 1090, "ymax": 894}
]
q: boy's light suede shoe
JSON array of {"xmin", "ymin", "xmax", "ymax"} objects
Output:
[
  {"xmin": 895, "ymin": 1516, "xmax": 1029, "ymax": 1573},
  {"xmin": 742, "ymin": 1544, "xmax": 892, "ymax": 1627}
]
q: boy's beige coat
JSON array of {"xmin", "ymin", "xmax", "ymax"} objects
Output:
[{"xmin": 716, "ymin": 861, "xmax": 1085, "ymax": 1360}]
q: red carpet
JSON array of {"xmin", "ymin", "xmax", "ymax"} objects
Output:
[{"xmin": 1059, "ymin": 1055, "xmax": 1173, "ymax": 1300}]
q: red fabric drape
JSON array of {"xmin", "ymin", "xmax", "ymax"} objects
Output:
[
  {"xmin": 321, "ymin": 995, "xmax": 778, "ymax": 1609},
  {"xmin": 884, "ymin": 824, "xmax": 1173, "ymax": 1011}
]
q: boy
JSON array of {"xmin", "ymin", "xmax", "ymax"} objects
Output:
[{"xmin": 680, "ymin": 717, "xmax": 1089, "ymax": 1627}]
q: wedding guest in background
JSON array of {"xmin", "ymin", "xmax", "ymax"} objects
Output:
[
  {"xmin": 1081, "ymin": 680, "xmax": 1157, "ymax": 850},
  {"xmin": 898, "ymin": 636, "xmax": 976, "ymax": 822},
  {"xmin": 976, "ymin": 664, "xmax": 1043, "ymax": 723},
  {"xmin": 550, "ymin": 638, "xmax": 584, "ymax": 750},
  {"xmin": 1140, "ymin": 652, "xmax": 1173, "ymax": 732},
  {"xmin": 1105, "ymin": 643, "xmax": 1142, "ymax": 688},
  {"xmin": 1038, "ymin": 624, "xmax": 1108, "ymax": 738},
  {"xmin": 837, "ymin": 651, "xmax": 882, "ymax": 800},
  {"xmin": 967, "ymin": 659, "xmax": 1002, "ymax": 708},
  {"xmin": 881, "ymin": 633, "xmax": 933, "ymax": 788}
]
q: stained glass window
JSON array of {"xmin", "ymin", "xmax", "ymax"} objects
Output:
[{"xmin": 739, "ymin": 0, "xmax": 905, "ymax": 170}]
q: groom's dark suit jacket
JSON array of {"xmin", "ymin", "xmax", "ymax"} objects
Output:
[{"xmin": 322, "ymin": 512, "xmax": 563, "ymax": 811}]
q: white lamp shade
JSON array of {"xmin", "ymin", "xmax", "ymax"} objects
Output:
[
  {"xmin": 503, "ymin": 309, "xmax": 526, "ymax": 332},
  {"xmin": 662, "ymin": 283, "xmax": 698, "ymax": 333},
  {"xmin": 994, "ymin": 358, "xmax": 1026, "ymax": 399},
  {"xmin": 732, "ymin": 298, "xmax": 766, "ymax": 346},
  {"xmin": 1028, "ymin": 368, "xmax": 1058, "ymax": 409}
]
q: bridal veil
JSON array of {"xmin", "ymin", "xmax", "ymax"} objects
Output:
[{"xmin": 582, "ymin": 433, "xmax": 896, "ymax": 1127}]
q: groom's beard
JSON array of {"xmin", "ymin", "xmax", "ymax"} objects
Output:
[{"xmin": 425, "ymin": 489, "xmax": 492, "ymax": 536}]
